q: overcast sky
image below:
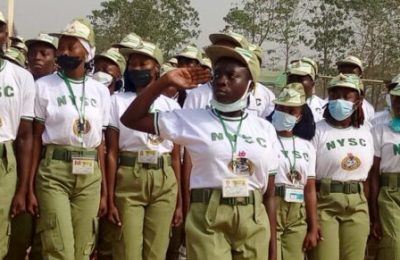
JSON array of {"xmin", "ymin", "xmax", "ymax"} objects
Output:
[{"xmin": 0, "ymin": 0, "xmax": 239, "ymax": 48}]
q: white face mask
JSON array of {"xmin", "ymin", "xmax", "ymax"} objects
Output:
[
  {"xmin": 210, "ymin": 81, "xmax": 252, "ymax": 113},
  {"xmin": 386, "ymin": 94, "xmax": 392, "ymax": 110},
  {"xmin": 93, "ymin": 71, "xmax": 113, "ymax": 88}
]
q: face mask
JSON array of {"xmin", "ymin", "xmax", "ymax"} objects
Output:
[
  {"xmin": 386, "ymin": 94, "xmax": 392, "ymax": 110},
  {"xmin": 126, "ymin": 69, "xmax": 153, "ymax": 89},
  {"xmin": 115, "ymin": 79, "xmax": 123, "ymax": 92},
  {"xmin": 56, "ymin": 55, "xmax": 82, "ymax": 70},
  {"xmin": 93, "ymin": 71, "xmax": 113, "ymax": 87},
  {"xmin": 210, "ymin": 81, "xmax": 251, "ymax": 113},
  {"xmin": 272, "ymin": 110, "xmax": 298, "ymax": 132},
  {"xmin": 328, "ymin": 99, "xmax": 355, "ymax": 121},
  {"xmin": 390, "ymin": 118, "xmax": 400, "ymax": 133}
]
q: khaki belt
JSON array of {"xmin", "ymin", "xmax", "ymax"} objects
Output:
[
  {"xmin": 191, "ymin": 188, "xmax": 255, "ymax": 206},
  {"xmin": 44, "ymin": 147, "xmax": 98, "ymax": 162},
  {"xmin": 118, "ymin": 153, "xmax": 171, "ymax": 170},
  {"xmin": 316, "ymin": 181, "xmax": 360, "ymax": 194},
  {"xmin": 380, "ymin": 172, "xmax": 400, "ymax": 187}
]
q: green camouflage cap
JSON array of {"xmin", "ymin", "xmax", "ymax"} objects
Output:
[
  {"xmin": 10, "ymin": 35, "xmax": 24, "ymax": 43},
  {"xmin": 288, "ymin": 57, "xmax": 318, "ymax": 80},
  {"xmin": 120, "ymin": 41, "xmax": 164, "ymax": 65},
  {"xmin": 205, "ymin": 45, "xmax": 260, "ymax": 81},
  {"xmin": 390, "ymin": 85, "xmax": 400, "ymax": 96},
  {"xmin": 51, "ymin": 17, "xmax": 95, "ymax": 47},
  {"xmin": 168, "ymin": 57, "xmax": 178, "ymax": 66},
  {"xmin": 95, "ymin": 47, "xmax": 126, "ymax": 74},
  {"xmin": 175, "ymin": 45, "xmax": 203, "ymax": 63},
  {"xmin": 160, "ymin": 62, "xmax": 177, "ymax": 77},
  {"xmin": 26, "ymin": 33, "xmax": 58, "ymax": 50},
  {"xmin": 387, "ymin": 74, "xmax": 400, "ymax": 88},
  {"xmin": 337, "ymin": 55, "xmax": 363, "ymax": 72},
  {"xmin": 12, "ymin": 41, "xmax": 28, "ymax": 53},
  {"xmin": 3, "ymin": 47, "xmax": 26, "ymax": 67},
  {"xmin": 328, "ymin": 73, "xmax": 361, "ymax": 93},
  {"xmin": 112, "ymin": 33, "xmax": 143, "ymax": 49},
  {"xmin": 201, "ymin": 57, "xmax": 212, "ymax": 70},
  {"xmin": 249, "ymin": 44, "xmax": 263, "ymax": 61},
  {"xmin": 0, "ymin": 10, "xmax": 5, "ymax": 24},
  {"xmin": 209, "ymin": 31, "xmax": 250, "ymax": 49},
  {"xmin": 274, "ymin": 83, "xmax": 306, "ymax": 107}
]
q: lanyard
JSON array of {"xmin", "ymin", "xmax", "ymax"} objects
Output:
[
  {"xmin": 61, "ymin": 73, "xmax": 86, "ymax": 144},
  {"xmin": 215, "ymin": 109, "xmax": 244, "ymax": 162},
  {"xmin": 278, "ymin": 136, "xmax": 297, "ymax": 174}
]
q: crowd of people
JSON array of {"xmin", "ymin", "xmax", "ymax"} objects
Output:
[{"xmin": 0, "ymin": 9, "xmax": 399, "ymax": 260}]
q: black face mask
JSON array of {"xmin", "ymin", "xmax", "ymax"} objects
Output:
[
  {"xmin": 57, "ymin": 55, "xmax": 82, "ymax": 70},
  {"xmin": 126, "ymin": 69, "xmax": 153, "ymax": 89},
  {"xmin": 115, "ymin": 79, "xmax": 123, "ymax": 92}
]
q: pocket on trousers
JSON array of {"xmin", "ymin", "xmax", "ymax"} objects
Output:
[
  {"xmin": 83, "ymin": 217, "xmax": 99, "ymax": 255},
  {"xmin": 36, "ymin": 213, "xmax": 64, "ymax": 252}
]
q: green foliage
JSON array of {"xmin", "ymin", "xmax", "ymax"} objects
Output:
[
  {"xmin": 223, "ymin": 0, "xmax": 280, "ymax": 45},
  {"xmin": 301, "ymin": 0, "xmax": 354, "ymax": 75},
  {"xmin": 89, "ymin": 0, "xmax": 200, "ymax": 55}
]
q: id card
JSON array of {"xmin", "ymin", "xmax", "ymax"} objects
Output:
[
  {"xmin": 284, "ymin": 187, "xmax": 304, "ymax": 203},
  {"xmin": 222, "ymin": 178, "xmax": 249, "ymax": 198},
  {"xmin": 138, "ymin": 150, "xmax": 159, "ymax": 164},
  {"xmin": 72, "ymin": 157, "xmax": 95, "ymax": 175}
]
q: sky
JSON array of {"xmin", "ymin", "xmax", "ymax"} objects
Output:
[{"xmin": 0, "ymin": 0, "xmax": 240, "ymax": 48}]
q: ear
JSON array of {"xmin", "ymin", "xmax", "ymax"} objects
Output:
[
  {"xmin": 154, "ymin": 65, "xmax": 160, "ymax": 79},
  {"xmin": 249, "ymin": 80, "xmax": 255, "ymax": 92}
]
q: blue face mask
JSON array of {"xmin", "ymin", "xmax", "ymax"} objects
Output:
[
  {"xmin": 272, "ymin": 110, "xmax": 298, "ymax": 132},
  {"xmin": 328, "ymin": 99, "xmax": 354, "ymax": 121},
  {"xmin": 389, "ymin": 117, "xmax": 400, "ymax": 133}
]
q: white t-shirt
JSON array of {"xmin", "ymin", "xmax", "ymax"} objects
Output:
[
  {"xmin": 35, "ymin": 72, "xmax": 111, "ymax": 148},
  {"xmin": 155, "ymin": 108, "xmax": 280, "ymax": 193},
  {"xmin": 363, "ymin": 99, "xmax": 375, "ymax": 124},
  {"xmin": 372, "ymin": 109, "xmax": 391, "ymax": 126},
  {"xmin": 247, "ymin": 82, "xmax": 276, "ymax": 118},
  {"xmin": 307, "ymin": 95, "xmax": 326, "ymax": 122},
  {"xmin": 275, "ymin": 136, "xmax": 316, "ymax": 187},
  {"xmin": 183, "ymin": 82, "xmax": 275, "ymax": 118},
  {"xmin": 371, "ymin": 123, "xmax": 400, "ymax": 173},
  {"xmin": 312, "ymin": 120, "xmax": 374, "ymax": 181},
  {"xmin": 0, "ymin": 60, "xmax": 35, "ymax": 143},
  {"xmin": 109, "ymin": 92, "xmax": 180, "ymax": 153}
]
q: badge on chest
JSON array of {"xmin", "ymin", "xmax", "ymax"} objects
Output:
[
  {"xmin": 222, "ymin": 178, "xmax": 249, "ymax": 198},
  {"xmin": 72, "ymin": 155, "xmax": 96, "ymax": 175},
  {"xmin": 138, "ymin": 150, "xmax": 160, "ymax": 164},
  {"xmin": 284, "ymin": 187, "xmax": 304, "ymax": 203}
]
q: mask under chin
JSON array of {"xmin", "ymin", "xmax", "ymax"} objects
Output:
[{"xmin": 210, "ymin": 81, "xmax": 252, "ymax": 113}]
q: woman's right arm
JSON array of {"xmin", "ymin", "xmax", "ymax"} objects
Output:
[
  {"xmin": 27, "ymin": 121, "xmax": 45, "ymax": 217},
  {"xmin": 106, "ymin": 128, "xmax": 121, "ymax": 226},
  {"xmin": 120, "ymin": 68, "xmax": 209, "ymax": 133}
]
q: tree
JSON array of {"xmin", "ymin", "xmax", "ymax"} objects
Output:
[
  {"xmin": 223, "ymin": 0, "xmax": 280, "ymax": 46},
  {"xmin": 272, "ymin": 0, "xmax": 308, "ymax": 69},
  {"xmin": 301, "ymin": 0, "xmax": 354, "ymax": 75},
  {"xmin": 339, "ymin": 0, "xmax": 400, "ymax": 108},
  {"xmin": 89, "ymin": 0, "xmax": 200, "ymax": 55}
]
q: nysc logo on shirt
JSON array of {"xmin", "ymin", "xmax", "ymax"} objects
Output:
[
  {"xmin": 281, "ymin": 150, "xmax": 309, "ymax": 162},
  {"xmin": 57, "ymin": 95, "xmax": 97, "ymax": 108},
  {"xmin": 0, "ymin": 85, "xmax": 14, "ymax": 97},
  {"xmin": 211, "ymin": 132, "xmax": 267, "ymax": 148},
  {"xmin": 341, "ymin": 153, "xmax": 361, "ymax": 171},
  {"xmin": 326, "ymin": 138, "xmax": 366, "ymax": 151},
  {"xmin": 393, "ymin": 144, "xmax": 400, "ymax": 156}
]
